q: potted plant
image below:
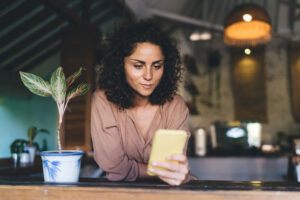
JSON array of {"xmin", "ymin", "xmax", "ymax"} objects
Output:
[
  {"xmin": 25, "ymin": 126, "xmax": 49, "ymax": 164},
  {"xmin": 10, "ymin": 126, "xmax": 49, "ymax": 165},
  {"xmin": 10, "ymin": 139, "xmax": 27, "ymax": 166},
  {"xmin": 19, "ymin": 66, "xmax": 89, "ymax": 182}
]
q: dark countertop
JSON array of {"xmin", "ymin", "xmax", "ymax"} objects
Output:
[
  {"xmin": 1, "ymin": 176, "xmax": 300, "ymax": 192},
  {"xmin": 1, "ymin": 155, "xmax": 300, "ymax": 192}
]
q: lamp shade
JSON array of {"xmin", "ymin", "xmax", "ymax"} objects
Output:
[{"xmin": 223, "ymin": 4, "xmax": 271, "ymax": 47}]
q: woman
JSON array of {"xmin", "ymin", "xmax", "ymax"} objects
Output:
[{"xmin": 91, "ymin": 20, "xmax": 191, "ymax": 186}]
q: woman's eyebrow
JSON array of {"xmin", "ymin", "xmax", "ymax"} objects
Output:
[
  {"xmin": 130, "ymin": 59, "xmax": 164, "ymax": 65},
  {"xmin": 152, "ymin": 60, "xmax": 164, "ymax": 65},
  {"xmin": 130, "ymin": 59, "xmax": 145, "ymax": 64}
]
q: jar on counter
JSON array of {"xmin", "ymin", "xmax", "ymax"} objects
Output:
[
  {"xmin": 194, "ymin": 128, "xmax": 206, "ymax": 156},
  {"xmin": 11, "ymin": 145, "xmax": 19, "ymax": 167},
  {"xmin": 20, "ymin": 149, "xmax": 30, "ymax": 165}
]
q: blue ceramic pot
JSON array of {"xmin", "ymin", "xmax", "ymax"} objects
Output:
[{"xmin": 40, "ymin": 150, "xmax": 84, "ymax": 183}]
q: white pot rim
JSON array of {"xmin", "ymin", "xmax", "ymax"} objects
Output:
[{"xmin": 40, "ymin": 150, "xmax": 84, "ymax": 156}]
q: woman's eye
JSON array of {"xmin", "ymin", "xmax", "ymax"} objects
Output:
[
  {"xmin": 134, "ymin": 65, "xmax": 143, "ymax": 69},
  {"xmin": 154, "ymin": 65, "xmax": 162, "ymax": 69}
]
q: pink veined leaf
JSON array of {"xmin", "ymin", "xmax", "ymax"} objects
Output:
[
  {"xmin": 50, "ymin": 67, "xmax": 66, "ymax": 104},
  {"xmin": 66, "ymin": 67, "xmax": 82, "ymax": 88},
  {"xmin": 67, "ymin": 83, "xmax": 89, "ymax": 101}
]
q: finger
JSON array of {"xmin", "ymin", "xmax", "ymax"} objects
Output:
[
  {"xmin": 167, "ymin": 154, "xmax": 188, "ymax": 163},
  {"xmin": 148, "ymin": 167, "xmax": 186, "ymax": 181},
  {"xmin": 159, "ymin": 173, "xmax": 183, "ymax": 186},
  {"xmin": 159, "ymin": 176, "xmax": 181, "ymax": 186},
  {"xmin": 152, "ymin": 161, "xmax": 189, "ymax": 174}
]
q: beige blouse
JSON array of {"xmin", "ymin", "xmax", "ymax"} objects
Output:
[{"xmin": 91, "ymin": 90, "xmax": 190, "ymax": 181}]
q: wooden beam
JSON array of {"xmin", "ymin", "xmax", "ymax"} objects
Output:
[
  {"xmin": 38, "ymin": 0, "xmax": 90, "ymax": 27},
  {"xmin": 0, "ymin": 0, "xmax": 26, "ymax": 18},
  {"xmin": 0, "ymin": 0, "xmax": 85, "ymax": 49},
  {"xmin": 93, "ymin": 9, "xmax": 115, "ymax": 26},
  {"xmin": 0, "ymin": 1, "xmax": 45, "ymax": 47},
  {"xmin": 1, "ymin": 0, "xmax": 110, "ymax": 72},
  {"xmin": 21, "ymin": 43, "xmax": 61, "ymax": 72},
  {"xmin": 2, "ymin": 32, "xmax": 61, "ymax": 71},
  {"xmin": 90, "ymin": 0, "xmax": 113, "ymax": 21},
  {"xmin": 0, "ymin": 0, "xmax": 29, "ymax": 29},
  {"xmin": 81, "ymin": 0, "xmax": 91, "ymax": 22},
  {"xmin": 124, "ymin": 0, "xmax": 152, "ymax": 19},
  {"xmin": 0, "ymin": 0, "xmax": 92, "ymax": 62},
  {"xmin": 149, "ymin": 8, "xmax": 224, "ymax": 32},
  {"xmin": 0, "ymin": 8, "xmax": 59, "ymax": 60}
]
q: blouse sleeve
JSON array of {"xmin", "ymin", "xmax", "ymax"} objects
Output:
[
  {"xmin": 165, "ymin": 95, "xmax": 191, "ymax": 154},
  {"xmin": 91, "ymin": 91, "xmax": 139, "ymax": 181}
]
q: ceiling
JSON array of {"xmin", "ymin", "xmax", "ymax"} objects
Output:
[
  {"xmin": 2, "ymin": 0, "xmax": 300, "ymax": 73},
  {"xmin": 0, "ymin": 0, "xmax": 126, "ymax": 73},
  {"xmin": 126, "ymin": 0, "xmax": 300, "ymax": 43}
]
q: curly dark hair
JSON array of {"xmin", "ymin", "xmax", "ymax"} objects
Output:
[{"xmin": 98, "ymin": 20, "xmax": 182, "ymax": 109}]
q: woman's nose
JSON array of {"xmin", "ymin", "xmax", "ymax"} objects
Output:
[{"xmin": 143, "ymin": 67, "xmax": 153, "ymax": 80}]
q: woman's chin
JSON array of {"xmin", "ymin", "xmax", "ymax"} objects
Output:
[{"xmin": 135, "ymin": 91, "xmax": 152, "ymax": 99}]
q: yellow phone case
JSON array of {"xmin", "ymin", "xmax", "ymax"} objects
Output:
[{"xmin": 147, "ymin": 129, "xmax": 187, "ymax": 176}]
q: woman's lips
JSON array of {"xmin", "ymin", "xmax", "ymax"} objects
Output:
[{"xmin": 141, "ymin": 84, "xmax": 153, "ymax": 89}]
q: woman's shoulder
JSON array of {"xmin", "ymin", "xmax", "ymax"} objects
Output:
[
  {"xmin": 172, "ymin": 94, "xmax": 185, "ymax": 103},
  {"xmin": 163, "ymin": 94, "xmax": 187, "ymax": 110},
  {"xmin": 162, "ymin": 94, "xmax": 190, "ymax": 128},
  {"xmin": 92, "ymin": 89, "xmax": 116, "ymax": 109},
  {"xmin": 93, "ymin": 89, "xmax": 106, "ymax": 98},
  {"xmin": 92, "ymin": 89, "xmax": 112, "ymax": 102},
  {"xmin": 91, "ymin": 89, "xmax": 119, "ymax": 128}
]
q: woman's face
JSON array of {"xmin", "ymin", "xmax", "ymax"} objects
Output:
[{"xmin": 124, "ymin": 42, "xmax": 164, "ymax": 99}]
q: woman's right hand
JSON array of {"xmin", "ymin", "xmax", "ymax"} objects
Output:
[{"xmin": 148, "ymin": 154, "xmax": 190, "ymax": 186}]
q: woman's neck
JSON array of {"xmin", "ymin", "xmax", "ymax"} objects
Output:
[{"xmin": 132, "ymin": 94, "xmax": 151, "ymax": 109}]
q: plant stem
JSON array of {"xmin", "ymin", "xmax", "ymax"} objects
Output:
[
  {"xmin": 57, "ymin": 121, "xmax": 62, "ymax": 152},
  {"xmin": 56, "ymin": 102, "xmax": 64, "ymax": 153}
]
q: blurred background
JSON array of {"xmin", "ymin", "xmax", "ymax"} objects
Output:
[{"xmin": 2, "ymin": 0, "xmax": 300, "ymax": 181}]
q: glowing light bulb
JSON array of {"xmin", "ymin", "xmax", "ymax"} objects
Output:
[
  {"xmin": 190, "ymin": 31, "xmax": 212, "ymax": 41},
  {"xmin": 244, "ymin": 48, "xmax": 251, "ymax": 55},
  {"xmin": 243, "ymin": 14, "xmax": 252, "ymax": 22}
]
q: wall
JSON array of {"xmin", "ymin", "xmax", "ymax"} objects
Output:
[
  {"xmin": 0, "ymin": 18, "xmax": 123, "ymax": 158},
  {"xmin": 263, "ymin": 41, "xmax": 300, "ymax": 142},
  {"xmin": 175, "ymin": 31, "xmax": 300, "ymax": 144},
  {"xmin": 0, "ymin": 52, "xmax": 60, "ymax": 158}
]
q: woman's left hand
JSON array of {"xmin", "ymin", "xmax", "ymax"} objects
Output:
[{"xmin": 148, "ymin": 154, "xmax": 189, "ymax": 186}]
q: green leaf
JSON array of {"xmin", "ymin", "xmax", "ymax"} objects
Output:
[
  {"xmin": 10, "ymin": 139, "xmax": 28, "ymax": 154},
  {"xmin": 19, "ymin": 71, "xmax": 52, "ymax": 97},
  {"xmin": 50, "ymin": 67, "xmax": 66, "ymax": 104},
  {"xmin": 27, "ymin": 126, "xmax": 37, "ymax": 145},
  {"xmin": 67, "ymin": 83, "xmax": 90, "ymax": 101},
  {"xmin": 66, "ymin": 67, "xmax": 82, "ymax": 88},
  {"xmin": 27, "ymin": 126, "xmax": 50, "ymax": 146}
]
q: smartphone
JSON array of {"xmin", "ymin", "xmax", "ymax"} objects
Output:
[{"xmin": 147, "ymin": 129, "xmax": 187, "ymax": 176}]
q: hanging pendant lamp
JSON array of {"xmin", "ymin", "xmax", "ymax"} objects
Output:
[{"xmin": 223, "ymin": 4, "xmax": 272, "ymax": 47}]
